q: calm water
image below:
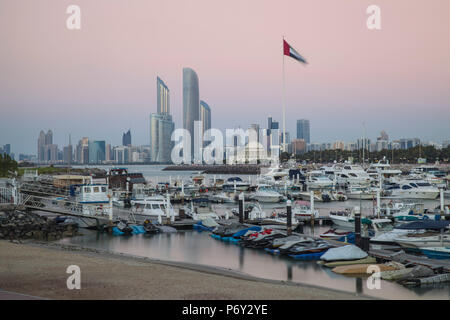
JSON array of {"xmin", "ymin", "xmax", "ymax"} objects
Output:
[
  {"xmin": 59, "ymin": 229, "xmax": 449, "ymax": 300},
  {"xmin": 63, "ymin": 165, "xmax": 449, "ymax": 299}
]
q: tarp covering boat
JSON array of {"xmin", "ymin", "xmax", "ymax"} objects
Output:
[
  {"xmin": 320, "ymin": 245, "xmax": 368, "ymax": 262},
  {"xmin": 395, "ymin": 220, "xmax": 450, "ymax": 230}
]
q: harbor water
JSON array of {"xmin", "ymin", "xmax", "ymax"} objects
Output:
[{"xmin": 63, "ymin": 164, "xmax": 449, "ymax": 299}]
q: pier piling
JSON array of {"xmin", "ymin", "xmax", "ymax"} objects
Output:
[
  {"xmin": 286, "ymin": 200, "xmax": 292, "ymax": 235},
  {"xmin": 238, "ymin": 193, "xmax": 244, "ymax": 224},
  {"xmin": 354, "ymin": 212, "xmax": 361, "ymax": 249}
]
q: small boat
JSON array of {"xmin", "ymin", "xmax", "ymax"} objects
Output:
[
  {"xmin": 209, "ymin": 192, "xmax": 235, "ymax": 203},
  {"xmin": 250, "ymin": 184, "xmax": 284, "ymax": 203},
  {"xmin": 113, "ymin": 220, "xmax": 134, "ymax": 236},
  {"xmin": 420, "ymin": 247, "xmax": 450, "ymax": 259},
  {"xmin": 292, "ymin": 200, "xmax": 319, "ymax": 219},
  {"xmin": 142, "ymin": 219, "xmax": 160, "ymax": 234},
  {"xmin": 332, "ymin": 263, "xmax": 399, "ymax": 275},
  {"xmin": 222, "ymin": 177, "xmax": 250, "ymax": 192},
  {"xmin": 319, "ymin": 229, "xmax": 352, "ymax": 240}
]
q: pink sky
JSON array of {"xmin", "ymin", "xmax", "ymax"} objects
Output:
[{"xmin": 1, "ymin": 0, "xmax": 449, "ymax": 154}]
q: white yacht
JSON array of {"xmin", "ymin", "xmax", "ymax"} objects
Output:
[
  {"xmin": 262, "ymin": 166, "xmax": 290, "ymax": 181},
  {"xmin": 384, "ymin": 180, "xmax": 439, "ymax": 199},
  {"xmin": 346, "ymin": 185, "xmax": 378, "ymax": 200},
  {"xmin": 366, "ymin": 161, "xmax": 402, "ymax": 181},
  {"xmin": 185, "ymin": 199, "xmax": 221, "ymax": 221},
  {"xmin": 69, "ymin": 183, "xmax": 112, "ymax": 228},
  {"xmin": 131, "ymin": 196, "xmax": 178, "ymax": 220},
  {"xmin": 250, "ymin": 184, "xmax": 284, "ymax": 203},
  {"xmin": 305, "ymin": 171, "xmax": 334, "ymax": 189},
  {"xmin": 292, "ymin": 200, "xmax": 319, "ymax": 219},
  {"xmin": 336, "ymin": 165, "xmax": 372, "ymax": 186},
  {"xmin": 222, "ymin": 177, "xmax": 250, "ymax": 192}
]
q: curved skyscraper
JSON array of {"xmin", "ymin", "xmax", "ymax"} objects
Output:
[{"xmin": 183, "ymin": 68, "xmax": 200, "ymax": 159}]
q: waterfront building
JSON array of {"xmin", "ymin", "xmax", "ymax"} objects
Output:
[
  {"xmin": 157, "ymin": 76, "xmax": 170, "ymax": 115},
  {"xmin": 122, "ymin": 130, "xmax": 131, "ymax": 146},
  {"xmin": 45, "ymin": 130, "xmax": 53, "ymax": 145},
  {"xmin": 200, "ymin": 100, "xmax": 211, "ymax": 146},
  {"xmin": 296, "ymin": 119, "xmax": 310, "ymax": 143},
  {"xmin": 63, "ymin": 145, "xmax": 73, "ymax": 164},
  {"xmin": 149, "ymin": 113, "xmax": 174, "ymax": 163},
  {"xmin": 290, "ymin": 139, "xmax": 307, "ymax": 155},
  {"xmin": 88, "ymin": 140, "xmax": 106, "ymax": 164},
  {"xmin": 183, "ymin": 68, "xmax": 200, "ymax": 159},
  {"xmin": 399, "ymin": 138, "xmax": 420, "ymax": 150},
  {"xmin": 37, "ymin": 130, "xmax": 47, "ymax": 163},
  {"xmin": 150, "ymin": 76, "xmax": 175, "ymax": 163}
]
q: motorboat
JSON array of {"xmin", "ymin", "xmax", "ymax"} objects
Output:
[
  {"xmin": 222, "ymin": 177, "xmax": 250, "ymax": 192},
  {"xmin": 384, "ymin": 180, "xmax": 439, "ymax": 199},
  {"xmin": 261, "ymin": 166, "xmax": 290, "ymax": 181},
  {"xmin": 366, "ymin": 161, "xmax": 402, "ymax": 181},
  {"xmin": 329, "ymin": 207, "xmax": 371, "ymax": 230},
  {"xmin": 346, "ymin": 185, "xmax": 377, "ymax": 200},
  {"xmin": 250, "ymin": 184, "xmax": 284, "ymax": 203},
  {"xmin": 393, "ymin": 221, "xmax": 450, "ymax": 249},
  {"xmin": 336, "ymin": 164, "xmax": 372, "ymax": 187},
  {"xmin": 185, "ymin": 198, "xmax": 221, "ymax": 221},
  {"xmin": 131, "ymin": 195, "xmax": 178, "ymax": 220},
  {"xmin": 291, "ymin": 200, "xmax": 319, "ymax": 219},
  {"xmin": 208, "ymin": 192, "xmax": 235, "ymax": 203},
  {"xmin": 305, "ymin": 171, "xmax": 334, "ymax": 189}
]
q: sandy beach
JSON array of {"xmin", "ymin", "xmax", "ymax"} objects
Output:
[{"xmin": 0, "ymin": 240, "xmax": 369, "ymax": 300}]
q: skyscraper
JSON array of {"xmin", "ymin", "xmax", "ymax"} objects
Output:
[
  {"xmin": 150, "ymin": 76, "xmax": 175, "ymax": 163},
  {"xmin": 200, "ymin": 100, "xmax": 211, "ymax": 145},
  {"xmin": 37, "ymin": 130, "xmax": 45, "ymax": 162},
  {"xmin": 45, "ymin": 130, "xmax": 53, "ymax": 145},
  {"xmin": 296, "ymin": 119, "xmax": 310, "ymax": 144},
  {"xmin": 88, "ymin": 140, "xmax": 106, "ymax": 164},
  {"xmin": 183, "ymin": 68, "xmax": 200, "ymax": 158},
  {"xmin": 150, "ymin": 113, "xmax": 174, "ymax": 162},
  {"xmin": 157, "ymin": 76, "xmax": 170, "ymax": 115},
  {"xmin": 122, "ymin": 130, "xmax": 131, "ymax": 146}
]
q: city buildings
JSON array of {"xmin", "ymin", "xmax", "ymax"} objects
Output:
[
  {"xmin": 122, "ymin": 130, "xmax": 131, "ymax": 146},
  {"xmin": 150, "ymin": 76, "xmax": 175, "ymax": 163},
  {"xmin": 183, "ymin": 68, "xmax": 200, "ymax": 159},
  {"xmin": 88, "ymin": 140, "xmax": 105, "ymax": 164},
  {"xmin": 157, "ymin": 76, "xmax": 170, "ymax": 115},
  {"xmin": 200, "ymin": 100, "xmax": 211, "ymax": 146},
  {"xmin": 296, "ymin": 119, "xmax": 310, "ymax": 143}
]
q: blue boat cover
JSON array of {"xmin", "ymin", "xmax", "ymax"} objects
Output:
[{"xmin": 396, "ymin": 220, "xmax": 450, "ymax": 230}]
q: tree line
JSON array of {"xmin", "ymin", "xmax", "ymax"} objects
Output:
[
  {"xmin": 281, "ymin": 145, "xmax": 450, "ymax": 164},
  {"xmin": 0, "ymin": 154, "xmax": 18, "ymax": 177}
]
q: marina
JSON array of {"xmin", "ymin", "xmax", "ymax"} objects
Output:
[{"xmin": 1, "ymin": 163, "xmax": 450, "ymax": 299}]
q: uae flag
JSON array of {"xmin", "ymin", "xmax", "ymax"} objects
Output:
[{"xmin": 283, "ymin": 39, "xmax": 307, "ymax": 64}]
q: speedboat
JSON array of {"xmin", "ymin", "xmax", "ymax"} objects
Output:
[
  {"xmin": 185, "ymin": 197, "xmax": 221, "ymax": 221},
  {"xmin": 336, "ymin": 164, "xmax": 372, "ymax": 187},
  {"xmin": 346, "ymin": 185, "xmax": 377, "ymax": 200},
  {"xmin": 292, "ymin": 200, "xmax": 319, "ymax": 219},
  {"xmin": 250, "ymin": 185, "xmax": 284, "ymax": 203},
  {"xmin": 131, "ymin": 195, "xmax": 178, "ymax": 220},
  {"xmin": 329, "ymin": 207, "xmax": 371, "ymax": 230},
  {"xmin": 305, "ymin": 171, "xmax": 334, "ymax": 189},
  {"xmin": 208, "ymin": 192, "xmax": 235, "ymax": 203},
  {"xmin": 222, "ymin": 177, "xmax": 250, "ymax": 192},
  {"xmin": 384, "ymin": 180, "xmax": 439, "ymax": 200}
]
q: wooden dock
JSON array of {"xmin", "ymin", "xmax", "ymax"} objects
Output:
[{"xmin": 369, "ymin": 248, "xmax": 450, "ymax": 273}]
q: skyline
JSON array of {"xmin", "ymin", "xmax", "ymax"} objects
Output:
[{"xmin": 1, "ymin": 0, "xmax": 450, "ymax": 155}]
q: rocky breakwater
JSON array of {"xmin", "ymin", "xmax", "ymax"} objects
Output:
[{"xmin": 0, "ymin": 206, "xmax": 79, "ymax": 241}]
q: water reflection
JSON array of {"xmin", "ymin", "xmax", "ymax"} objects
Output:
[{"xmin": 59, "ymin": 230, "xmax": 449, "ymax": 300}]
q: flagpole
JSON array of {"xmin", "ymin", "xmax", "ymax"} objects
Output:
[{"xmin": 282, "ymin": 36, "xmax": 286, "ymax": 154}]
